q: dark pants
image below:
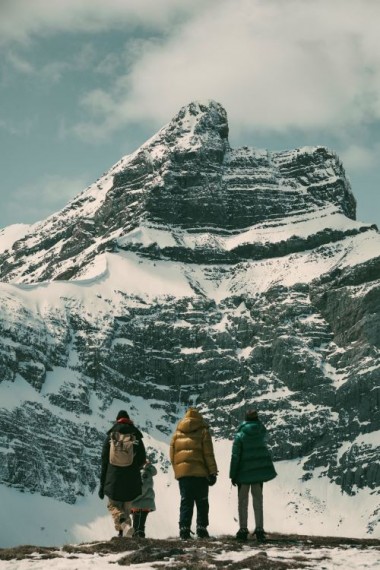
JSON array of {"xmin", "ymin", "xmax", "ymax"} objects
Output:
[
  {"xmin": 238, "ymin": 482, "xmax": 264, "ymax": 530},
  {"xmin": 132, "ymin": 510, "xmax": 149, "ymax": 532},
  {"xmin": 179, "ymin": 476, "xmax": 209, "ymax": 528}
]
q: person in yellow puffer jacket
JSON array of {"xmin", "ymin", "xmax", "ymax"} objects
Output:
[{"xmin": 170, "ymin": 408, "xmax": 218, "ymax": 539}]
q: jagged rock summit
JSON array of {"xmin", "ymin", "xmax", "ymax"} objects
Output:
[
  {"xmin": 0, "ymin": 100, "xmax": 379, "ymax": 542},
  {"xmin": 0, "ymin": 100, "xmax": 362, "ymax": 283}
]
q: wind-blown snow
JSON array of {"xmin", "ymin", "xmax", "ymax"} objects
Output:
[{"xmin": 0, "ymin": 251, "xmax": 195, "ymax": 315}]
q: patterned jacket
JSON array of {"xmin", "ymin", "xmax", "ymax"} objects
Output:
[{"xmin": 131, "ymin": 462, "xmax": 157, "ymax": 511}]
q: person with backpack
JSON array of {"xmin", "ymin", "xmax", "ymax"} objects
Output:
[
  {"xmin": 130, "ymin": 459, "xmax": 157, "ymax": 538},
  {"xmin": 170, "ymin": 408, "xmax": 218, "ymax": 539},
  {"xmin": 229, "ymin": 409, "xmax": 277, "ymax": 542},
  {"xmin": 99, "ymin": 410, "xmax": 146, "ymax": 537}
]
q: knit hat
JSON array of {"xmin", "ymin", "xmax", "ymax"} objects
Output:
[
  {"xmin": 116, "ymin": 409, "xmax": 130, "ymax": 420},
  {"xmin": 245, "ymin": 409, "xmax": 258, "ymax": 421}
]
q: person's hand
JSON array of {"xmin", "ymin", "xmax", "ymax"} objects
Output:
[
  {"xmin": 98, "ymin": 488, "xmax": 105, "ymax": 499},
  {"xmin": 207, "ymin": 473, "xmax": 217, "ymax": 486},
  {"xmin": 231, "ymin": 479, "xmax": 237, "ymax": 487}
]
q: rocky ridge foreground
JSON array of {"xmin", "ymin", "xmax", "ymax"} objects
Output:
[
  {"xmin": 0, "ymin": 101, "xmax": 379, "ymax": 531},
  {"xmin": 0, "ymin": 534, "xmax": 379, "ymax": 569}
]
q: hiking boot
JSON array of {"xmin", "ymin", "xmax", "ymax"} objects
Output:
[
  {"xmin": 254, "ymin": 528, "xmax": 266, "ymax": 543},
  {"xmin": 235, "ymin": 527, "xmax": 248, "ymax": 541},
  {"xmin": 196, "ymin": 527, "xmax": 209, "ymax": 538},
  {"xmin": 125, "ymin": 527, "xmax": 135, "ymax": 537},
  {"xmin": 179, "ymin": 527, "xmax": 192, "ymax": 539},
  {"xmin": 134, "ymin": 530, "xmax": 145, "ymax": 538},
  {"xmin": 117, "ymin": 515, "xmax": 126, "ymax": 537}
]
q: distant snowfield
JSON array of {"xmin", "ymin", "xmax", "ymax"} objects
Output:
[
  {"xmin": 117, "ymin": 205, "xmax": 371, "ymax": 252},
  {"xmin": 1, "ymin": 225, "xmax": 379, "ymax": 310}
]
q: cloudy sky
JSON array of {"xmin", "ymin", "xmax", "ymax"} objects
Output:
[{"xmin": 1, "ymin": 0, "xmax": 379, "ymax": 229}]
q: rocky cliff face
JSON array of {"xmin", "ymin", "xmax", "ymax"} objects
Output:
[
  {"xmin": 0, "ymin": 101, "xmax": 358, "ymax": 281},
  {"xmin": 0, "ymin": 101, "xmax": 379, "ymax": 532}
]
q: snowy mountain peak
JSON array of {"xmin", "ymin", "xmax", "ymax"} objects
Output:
[
  {"xmin": 168, "ymin": 99, "xmax": 229, "ymax": 140},
  {"xmin": 0, "ymin": 101, "xmax": 361, "ymax": 283}
]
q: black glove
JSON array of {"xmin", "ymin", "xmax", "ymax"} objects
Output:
[
  {"xmin": 207, "ymin": 473, "xmax": 217, "ymax": 486},
  {"xmin": 231, "ymin": 479, "xmax": 237, "ymax": 487},
  {"xmin": 98, "ymin": 488, "xmax": 105, "ymax": 499}
]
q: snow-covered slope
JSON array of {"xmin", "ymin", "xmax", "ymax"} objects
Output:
[{"xmin": 0, "ymin": 100, "xmax": 379, "ymax": 546}]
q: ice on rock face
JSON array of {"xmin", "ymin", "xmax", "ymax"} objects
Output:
[{"xmin": 0, "ymin": 101, "xmax": 379, "ymax": 540}]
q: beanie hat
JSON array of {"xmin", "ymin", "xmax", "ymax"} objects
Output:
[
  {"xmin": 245, "ymin": 409, "xmax": 258, "ymax": 421},
  {"xmin": 116, "ymin": 409, "xmax": 130, "ymax": 420}
]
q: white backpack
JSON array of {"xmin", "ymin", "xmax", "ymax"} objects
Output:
[{"xmin": 109, "ymin": 432, "xmax": 136, "ymax": 467}]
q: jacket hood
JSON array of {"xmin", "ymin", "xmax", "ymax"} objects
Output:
[
  {"xmin": 177, "ymin": 408, "xmax": 208, "ymax": 433},
  {"xmin": 142, "ymin": 462, "xmax": 158, "ymax": 477},
  {"xmin": 107, "ymin": 422, "xmax": 143, "ymax": 439},
  {"xmin": 238, "ymin": 420, "xmax": 262, "ymax": 435}
]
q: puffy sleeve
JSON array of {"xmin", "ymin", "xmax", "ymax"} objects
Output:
[
  {"xmin": 100, "ymin": 434, "xmax": 110, "ymax": 490},
  {"xmin": 136, "ymin": 437, "xmax": 147, "ymax": 468},
  {"xmin": 202, "ymin": 429, "xmax": 218, "ymax": 475},
  {"xmin": 229, "ymin": 434, "xmax": 242, "ymax": 481},
  {"xmin": 169, "ymin": 433, "xmax": 177, "ymax": 467}
]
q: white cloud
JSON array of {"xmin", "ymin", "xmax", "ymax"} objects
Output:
[
  {"xmin": 0, "ymin": 0, "xmax": 210, "ymax": 44},
  {"xmin": 5, "ymin": 42, "xmax": 97, "ymax": 82},
  {"xmin": 340, "ymin": 144, "xmax": 380, "ymax": 171},
  {"xmin": 5, "ymin": 175, "xmax": 89, "ymax": 225},
  {"xmin": 95, "ymin": 53, "xmax": 122, "ymax": 77},
  {"xmin": 7, "ymin": 51, "xmax": 35, "ymax": 74},
  {"xmin": 38, "ymin": 44, "xmax": 97, "ymax": 83},
  {"xmin": 70, "ymin": 0, "xmax": 380, "ymax": 140},
  {"xmin": 0, "ymin": 117, "xmax": 36, "ymax": 137},
  {"xmin": 3, "ymin": 0, "xmax": 380, "ymax": 151}
]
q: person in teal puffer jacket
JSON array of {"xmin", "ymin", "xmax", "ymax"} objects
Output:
[{"xmin": 229, "ymin": 409, "xmax": 277, "ymax": 542}]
